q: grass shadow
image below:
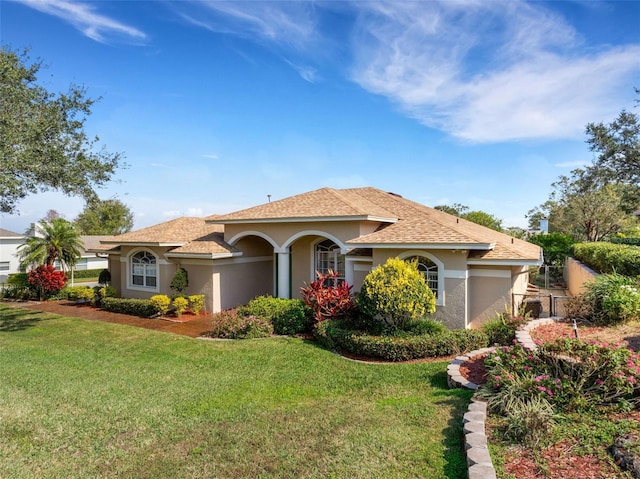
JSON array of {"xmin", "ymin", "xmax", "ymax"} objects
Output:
[
  {"xmin": 0, "ymin": 305, "xmax": 50, "ymax": 332},
  {"xmin": 625, "ymin": 334, "xmax": 640, "ymax": 351}
]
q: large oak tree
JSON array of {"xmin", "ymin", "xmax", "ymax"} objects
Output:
[{"xmin": 0, "ymin": 47, "xmax": 122, "ymax": 214}]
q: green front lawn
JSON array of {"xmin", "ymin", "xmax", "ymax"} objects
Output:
[{"xmin": 0, "ymin": 304, "xmax": 472, "ymax": 479}]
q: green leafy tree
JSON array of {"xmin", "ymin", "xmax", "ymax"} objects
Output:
[
  {"xmin": 462, "ymin": 211, "xmax": 503, "ymax": 231},
  {"xmin": 357, "ymin": 257, "xmax": 436, "ymax": 330},
  {"xmin": 527, "ymin": 232, "xmax": 575, "ymax": 267},
  {"xmin": 0, "ymin": 47, "xmax": 122, "ymax": 214},
  {"xmin": 74, "ymin": 198, "xmax": 134, "ymax": 235},
  {"xmin": 528, "ymin": 170, "xmax": 633, "ymax": 241},
  {"xmin": 585, "ymin": 90, "xmax": 640, "ymax": 186},
  {"xmin": 434, "ymin": 203, "xmax": 469, "ymax": 217},
  {"xmin": 17, "ymin": 218, "xmax": 83, "ymax": 271}
]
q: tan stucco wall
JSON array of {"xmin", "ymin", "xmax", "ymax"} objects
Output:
[
  {"xmin": 468, "ymin": 270, "xmax": 512, "ymax": 329},
  {"xmin": 108, "ymin": 255, "xmax": 122, "ymax": 296},
  {"xmin": 564, "ymin": 257, "xmax": 597, "ymax": 295},
  {"xmin": 215, "ymin": 258, "xmax": 273, "ymax": 311}
]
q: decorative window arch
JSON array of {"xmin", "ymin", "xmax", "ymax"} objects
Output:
[
  {"xmin": 405, "ymin": 256, "xmax": 438, "ymax": 296},
  {"xmin": 399, "ymin": 251, "xmax": 444, "ymax": 305},
  {"xmin": 314, "ymin": 239, "xmax": 345, "ymax": 282},
  {"xmin": 131, "ymin": 250, "xmax": 157, "ymax": 289}
]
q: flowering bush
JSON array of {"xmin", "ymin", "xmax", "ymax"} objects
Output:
[
  {"xmin": 483, "ymin": 339, "xmax": 640, "ymax": 413},
  {"xmin": 301, "ymin": 270, "xmax": 355, "ymax": 323},
  {"xmin": 581, "ymin": 273, "xmax": 640, "ymax": 325},
  {"xmin": 28, "ymin": 265, "xmax": 66, "ymax": 300},
  {"xmin": 188, "ymin": 295, "xmax": 205, "ymax": 315},
  {"xmin": 357, "ymin": 257, "xmax": 436, "ymax": 330},
  {"xmin": 150, "ymin": 295, "xmax": 171, "ymax": 315},
  {"xmin": 172, "ymin": 296, "xmax": 189, "ymax": 316}
]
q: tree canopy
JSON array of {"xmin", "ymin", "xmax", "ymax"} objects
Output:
[
  {"xmin": 527, "ymin": 93, "xmax": 640, "ymax": 241},
  {"xmin": 0, "ymin": 47, "xmax": 122, "ymax": 214},
  {"xmin": 74, "ymin": 198, "xmax": 134, "ymax": 235},
  {"xmin": 435, "ymin": 204, "xmax": 503, "ymax": 231}
]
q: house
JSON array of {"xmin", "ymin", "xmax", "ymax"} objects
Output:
[
  {"xmin": 95, "ymin": 187, "xmax": 542, "ymax": 329},
  {"xmin": 0, "ymin": 228, "xmax": 25, "ymax": 284}
]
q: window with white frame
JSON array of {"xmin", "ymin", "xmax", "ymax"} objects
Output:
[
  {"xmin": 315, "ymin": 239, "xmax": 345, "ymax": 282},
  {"xmin": 405, "ymin": 256, "xmax": 438, "ymax": 298},
  {"xmin": 131, "ymin": 251, "xmax": 157, "ymax": 288},
  {"xmin": 0, "ymin": 262, "xmax": 9, "ymax": 271}
]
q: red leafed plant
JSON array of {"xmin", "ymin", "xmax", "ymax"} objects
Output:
[
  {"xmin": 301, "ymin": 270, "xmax": 356, "ymax": 322},
  {"xmin": 28, "ymin": 264, "xmax": 67, "ymax": 300}
]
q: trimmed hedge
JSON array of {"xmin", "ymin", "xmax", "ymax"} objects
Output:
[
  {"xmin": 101, "ymin": 297, "xmax": 159, "ymax": 318},
  {"xmin": 314, "ymin": 320, "xmax": 488, "ymax": 362},
  {"xmin": 238, "ymin": 296, "xmax": 312, "ymax": 335},
  {"xmin": 610, "ymin": 237, "xmax": 640, "ymax": 246},
  {"xmin": 209, "ymin": 310, "xmax": 274, "ymax": 339},
  {"xmin": 63, "ymin": 285, "xmax": 95, "ymax": 301},
  {"xmin": 572, "ymin": 242, "xmax": 640, "ymax": 276},
  {"xmin": 66, "ymin": 268, "xmax": 103, "ymax": 279}
]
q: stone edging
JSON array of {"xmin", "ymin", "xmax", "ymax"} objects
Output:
[{"xmin": 449, "ymin": 317, "xmax": 559, "ymax": 479}]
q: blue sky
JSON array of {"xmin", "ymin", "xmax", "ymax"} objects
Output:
[{"xmin": 2, "ymin": 0, "xmax": 639, "ymax": 234}]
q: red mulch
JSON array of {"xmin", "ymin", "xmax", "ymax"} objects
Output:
[{"xmin": 461, "ymin": 321, "xmax": 640, "ymax": 479}]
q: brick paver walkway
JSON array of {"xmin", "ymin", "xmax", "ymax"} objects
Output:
[{"xmin": 4, "ymin": 300, "xmax": 212, "ymax": 338}]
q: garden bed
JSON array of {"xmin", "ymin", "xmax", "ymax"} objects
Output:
[{"xmin": 459, "ymin": 319, "xmax": 640, "ymax": 479}]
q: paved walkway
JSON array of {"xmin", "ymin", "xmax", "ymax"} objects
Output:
[{"xmin": 4, "ymin": 300, "xmax": 213, "ymax": 338}]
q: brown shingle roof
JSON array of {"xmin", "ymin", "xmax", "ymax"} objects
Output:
[
  {"xmin": 0, "ymin": 228, "xmax": 23, "ymax": 237},
  {"xmin": 207, "ymin": 187, "xmax": 398, "ymax": 223},
  {"xmin": 100, "ymin": 217, "xmax": 235, "ymax": 257}
]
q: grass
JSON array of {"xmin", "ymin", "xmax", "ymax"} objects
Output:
[{"xmin": 0, "ymin": 303, "xmax": 472, "ymax": 479}]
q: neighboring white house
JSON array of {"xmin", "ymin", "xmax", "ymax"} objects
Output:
[{"xmin": 0, "ymin": 228, "xmax": 26, "ymax": 284}]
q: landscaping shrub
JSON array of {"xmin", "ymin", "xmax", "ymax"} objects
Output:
[
  {"xmin": 98, "ymin": 269, "xmax": 111, "ymax": 285},
  {"xmin": 64, "ymin": 285, "xmax": 95, "ymax": 301},
  {"xmin": 92, "ymin": 285, "xmax": 116, "ymax": 306},
  {"xmin": 403, "ymin": 317, "xmax": 447, "ymax": 336},
  {"xmin": 482, "ymin": 340, "xmax": 640, "ymax": 414},
  {"xmin": 209, "ymin": 310, "xmax": 273, "ymax": 339},
  {"xmin": 572, "ymin": 242, "xmax": 640, "ymax": 276},
  {"xmin": 238, "ymin": 295, "xmax": 312, "ymax": 335},
  {"xmin": 172, "ymin": 296, "xmax": 189, "ymax": 316},
  {"xmin": 170, "ymin": 267, "xmax": 189, "ymax": 293},
  {"xmin": 101, "ymin": 297, "xmax": 158, "ymax": 318},
  {"xmin": 582, "ymin": 273, "xmax": 640, "ymax": 326},
  {"xmin": 301, "ymin": 270, "xmax": 356, "ymax": 322},
  {"xmin": 313, "ymin": 319, "xmax": 487, "ymax": 361},
  {"xmin": 28, "ymin": 265, "xmax": 66, "ymax": 300},
  {"xmin": 7, "ymin": 273, "xmax": 29, "ymax": 288},
  {"xmin": 188, "ymin": 294, "xmax": 205, "ymax": 315},
  {"xmin": 481, "ymin": 310, "xmax": 528, "ymax": 346},
  {"xmin": 0, "ymin": 284, "xmax": 32, "ymax": 300},
  {"xmin": 357, "ymin": 257, "xmax": 436, "ymax": 330},
  {"xmin": 150, "ymin": 295, "xmax": 171, "ymax": 315}
]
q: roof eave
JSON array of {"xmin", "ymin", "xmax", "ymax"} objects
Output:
[
  {"xmin": 344, "ymin": 242, "xmax": 496, "ymax": 250},
  {"xmin": 100, "ymin": 241, "xmax": 187, "ymax": 247},
  {"xmin": 207, "ymin": 215, "xmax": 398, "ymax": 225},
  {"xmin": 165, "ymin": 252, "xmax": 241, "ymax": 260},
  {"xmin": 467, "ymin": 258, "xmax": 543, "ymax": 266}
]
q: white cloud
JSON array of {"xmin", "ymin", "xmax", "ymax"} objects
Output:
[
  {"xmin": 554, "ymin": 160, "xmax": 590, "ymax": 168},
  {"xmin": 349, "ymin": 1, "xmax": 640, "ymax": 142},
  {"xmin": 162, "ymin": 210, "xmax": 181, "ymax": 218},
  {"xmin": 16, "ymin": 0, "xmax": 146, "ymax": 43},
  {"xmin": 185, "ymin": 207, "xmax": 203, "ymax": 216}
]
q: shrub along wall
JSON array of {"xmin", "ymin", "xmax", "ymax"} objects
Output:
[
  {"xmin": 572, "ymin": 242, "xmax": 640, "ymax": 277},
  {"xmin": 66, "ymin": 268, "xmax": 103, "ymax": 279},
  {"xmin": 314, "ymin": 320, "xmax": 488, "ymax": 362},
  {"xmin": 101, "ymin": 297, "xmax": 158, "ymax": 318}
]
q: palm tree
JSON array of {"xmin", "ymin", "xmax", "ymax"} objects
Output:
[{"xmin": 18, "ymin": 218, "xmax": 83, "ymax": 272}]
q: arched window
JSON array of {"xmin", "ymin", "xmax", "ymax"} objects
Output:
[
  {"xmin": 315, "ymin": 239, "xmax": 345, "ymax": 282},
  {"xmin": 405, "ymin": 256, "xmax": 438, "ymax": 298},
  {"xmin": 131, "ymin": 251, "xmax": 157, "ymax": 288}
]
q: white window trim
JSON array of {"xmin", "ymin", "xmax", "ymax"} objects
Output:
[
  {"xmin": 311, "ymin": 238, "xmax": 346, "ymax": 283},
  {"xmin": 398, "ymin": 250, "xmax": 445, "ymax": 306},
  {"xmin": 127, "ymin": 249, "xmax": 160, "ymax": 293}
]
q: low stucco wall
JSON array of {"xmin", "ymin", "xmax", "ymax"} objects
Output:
[{"xmin": 564, "ymin": 257, "xmax": 598, "ymax": 296}]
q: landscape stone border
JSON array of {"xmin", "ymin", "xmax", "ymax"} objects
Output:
[{"xmin": 449, "ymin": 317, "xmax": 560, "ymax": 479}]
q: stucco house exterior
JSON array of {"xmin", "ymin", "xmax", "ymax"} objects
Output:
[{"xmin": 95, "ymin": 187, "xmax": 542, "ymax": 329}]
